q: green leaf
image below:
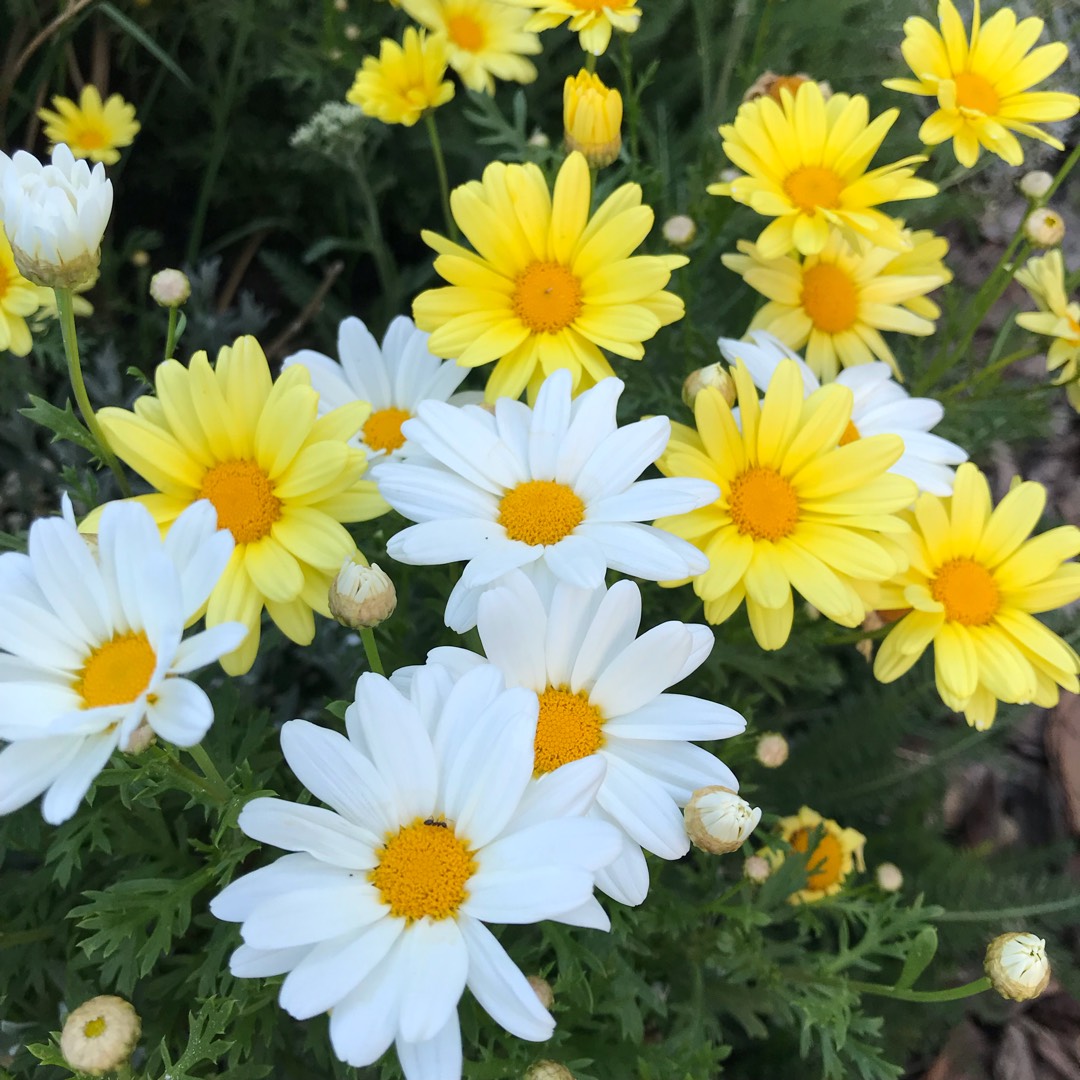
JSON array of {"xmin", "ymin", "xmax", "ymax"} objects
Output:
[
  {"xmin": 96, "ymin": 3, "xmax": 196, "ymax": 91},
  {"xmin": 19, "ymin": 395, "xmax": 100, "ymax": 457},
  {"xmin": 895, "ymin": 926, "xmax": 940, "ymax": 990}
]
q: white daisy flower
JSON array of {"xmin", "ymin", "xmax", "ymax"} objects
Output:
[
  {"xmin": 212, "ymin": 663, "xmax": 620, "ymax": 1080},
  {"xmin": 283, "ymin": 315, "xmax": 474, "ymax": 461},
  {"xmin": 417, "ymin": 571, "xmax": 746, "ymax": 906},
  {"xmin": 718, "ymin": 330, "xmax": 968, "ymax": 495},
  {"xmin": 374, "ymin": 368, "xmax": 718, "ymax": 632},
  {"xmin": 0, "ymin": 143, "xmax": 112, "ymax": 289},
  {"xmin": 0, "ymin": 497, "xmax": 246, "ymax": 824}
]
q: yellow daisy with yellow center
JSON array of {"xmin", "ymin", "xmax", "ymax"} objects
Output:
[
  {"xmin": 654, "ymin": 358, "xmax": 917, "ymax": 650},
  {"xmin": 345, "ymin": 28, "xmax": 455, "ymax": 127},
  {"xmin": 763, "ymin": 807, "xmax": 867, "ymax": 904},
  {"xmin": 400, "ymin": 0, "xmax": 541, "ymax": 94},
  {"xmin": 723, "ymin": 226, "xmax": 952, "ymax": 381},
  {"xmin": 1015, "ymin": 250, "xmax": 1080, "ymax": 410},
  {"xmin": 502, "ymin": 0, "xmax": 642, "ymax": 56},
  {"xmin": 709, "ymin": 81, "xmax": 938, "ymax": 259},
  {"xmin": 89, "ymin": 336, "xmax": 390, "ymax": 675},
  {"xmin": 38, "ymin": 85, "xmax": 140, "ymax": 166},
  {"xmin": 874, "ymin": 462, "xmax": 1080, "ymax": 731},
  {"xmin": 0, "ymin": 228, "xmax": 42, "ymax": 357},
  {"xmin": 413, "ymin": 151, "xmax": 687, "ymax": 402},
  {"xmin": 883, "ymin": 0, "xmax": 1080, "ymax": 168}
]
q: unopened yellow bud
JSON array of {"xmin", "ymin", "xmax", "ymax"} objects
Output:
[
  {"xmin": 682, "ymin": 363, "xmax": 735, "ymax": 410},
  {"xmin": 563, "ymin": 70, "xmax": 622, "ymax": 169},
  {"xmin": 328, "ymin": 559, "xmax": 396, "ymax": 629},
  {"xmin": 60, "ymin": 996, "xmax": 140, "ymax": 1076},
  {"xmin": 985, "ymin": 932, "xmax": 1051, "ymax": 1001}
]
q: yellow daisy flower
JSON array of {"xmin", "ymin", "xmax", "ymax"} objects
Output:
[
  {"xmin": 709, "ymin": 81, "xmax": 938, "ymax": 259},
  {"xmin": 874, "ymin": 463, "xmax": 1080, "ymax": 730},
  {"xmin": 1015, "ymin": 250, "xmax": 1080, "ymax": 408},
  {"xmin": 883, "ymin": 0, "xmax": 1080, "ymax": 168},
  {"xmin": 90, "ymin": 336, "xmax": 390, "ymax": 675},
  {"xmin": 764, "ymin": 807, "xmax": 867, "ymax": 904},
  {"xmin": 722, "ymin": 226, "xmax": 951, "ymax": 381},
  {"xmin": 399, "ymin": 0, "xmax": 541, "ymax": 94},
  {"xmin": 38, "ymin": 85, "xmax": 140, "ymax": 166},
  {"xmin": 412, "ymin": 150, "xmax": 688, "ymax": 402},
  {"xmin": 502, "ymin": 0, "xmax": 641, "ymax": 56},
  {"xmin": 345, "ymin": 28, "xmax": 455, "ymax": 127},
  {"xmin": 654, "ymin": 358, "xmax": 916, "ymax": 650},
  {"xmin": 0, "ymin": 228, "xmax": 41, "ymax": 356}
]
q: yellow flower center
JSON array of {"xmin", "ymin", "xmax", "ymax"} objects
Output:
[
  {"xmin": 363, "ymin": 407, "xmax": 411, "ymax": 453},
  {"xmin": 199, "ymin": 459, "xmax": 282, "ymax": 544},
  {"xmin": 800, "ymin": 262, "xmax": 860, "ymax": 334},
  {"xmin": 512, "ymin": 261, "xmax": 584, "ymax": 335},
  {"xmin": 83, "ymin": 1017, "xmax": 107, "ymax": 1039},
  {"xmin": 789, "ymin": 828, "xmax": 845, "ymax": 891},
  {"xmin": 447, "ymin": 13, "xmax": 485, "ymax": 52},
  {"xmin": 953, "ymin": 72, "xmax": 1000, "ymax": 116},
  {"xmin": 729, "ymin": 466, "xmax": 799, "ymax": 542},
  {"xmin": 931, "ymin": 557, "xmax": 1000, "ymax": 626},
  {"xmin": 534, "ymin": 686, "xmax": 605, "ymax": 775},
  {"xmin": 839, "ymin": 419, "xmax": 861, "ymax": 446},
  {"xmin": 783, "ymin": 166, "xmax": 844, "ymax": 213},
  {"xmin": 74, "ymin": 124, "xmax": 108, "ymax": 151},
  {"xmin": 572, "ymin": 0, "xmax": 617, "ymax": 9},
  {"xmin": 370, "ymin": 818, "xmax": 476, "ymax": 921},
  {"xmin": 498, "ymin": 480, "xmax": 585, "ymax": 546},
  {"xmin": 76, "ymin": 631, "xmax": 157, "ymax": 709}
]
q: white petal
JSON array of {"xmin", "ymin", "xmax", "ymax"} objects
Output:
[
  {"xmin": 555, "ymin": 378, "xmax": 622, "ymax": 483},
  {"xmin": 0, "ymin": 595, "xmax": 88, "ymax": 670},
  {"xmin": 0, "ymin": 736, "xmax": 84, "ymax": 818},
  {"xmin": 409, "ymin": 401, "xmax": 524, "ymax": 492},
  {"xmin": 375, "ymin": 464, "xmax": 499, "ymax": 523},
  {"xmin": 553, "ymin": 896, "xmax": 610, "ymax": 930},
  {"xmin": 238, "ymin": 797, "xmax": 378, "ymax": 867},
  {"xmin": 464, "ymin": 866, "xmax": 594, "ymax": 923},
  {"xmin": 543, "ymin": 534, "xmax": 608, "ymax": 588},
  {"xmin": 570, "ymin": 416, "xmax": 670, "ymax": 502},
  {"xmin": 241, "ymin": 884, "xmax": 385, "ymax": 949},
  {"xmin": 568, "ymin": 579, "xmax": 642, "ymax": 692},
  {"xmin": 594, "ymin": 828, "xmax": 651, "ymax": 906},
  {"xmin": 459, "ymin": 541, "xmax": 539, "ymax": 588},
  {"xmin": 211, "ymin": 853, "xmax": 356, "ymax": 922},
  {"xmin": 586, "ymin": 478, "xmax": 718, "ymax": 522},
  {"xmin": 172, "ymin": 623, "xmax": 249, "ymax": 673},
  {"xmin": 477, "ymin": 578, "xmax": 548, "ymax": 691},
  {"xmin": 145, "ymin": 678, "xmax": 213, "ymax": 747},
  {"xmin": 589, "ymin": 622, "xmax": 695, "ymax": 716},
  {"xmin": 387, "ymin": 519, "xmax": 507, "ymax": 565},
  {"xmin": 163, "ymin": 499, "xmax": 236, "ymax": 618},
  {"xmin": 479, "ymin": 818, "xmax": 621, "ymax": 873},
  {"xmin": 505, "ymin": 756, "xmax": 607, "ymax": 831},
  {"xmin": 396, "ymin": 918, "xmax": 469, "ymax": 1043},
  {"xmin": 397, "ymin": 1010, "xmax": 462, "ymax": 1080},
  {"xmin": 544, "ymin": 578, "xmax": 609, "ymax": 688},
  {"xmin": 528, "ymin": 370, "xmax": 572, "ymax": 480},
  {"xmin": 329, "ymin": 951, "xmax": 403, "ymax": 1067},
  {"xmin": 606, "ymin": 739, "xmax": 738, "ymax": 803},
  {"xmin": 578, "ymin": 520, "xmax": 709, "ymax": 579},
  {"xmin": 41, "ymin": 733, "xmax": 116, "ymax": 824},
  {"xmin": 0, "ymin": 677, "xmax": 82, "ymax": 738},
  {"xmin": 229, "ymin": 942, "xmax": 311, "ymax": 978},
  {"xmin": 596, "ymin": 754, "xmax": 689, "ymax": 859},
  {"xmin": 605, "ymin": 693, "xmax": 746, "ymax": 741}
]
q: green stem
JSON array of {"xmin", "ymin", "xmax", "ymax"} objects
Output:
[
  {"xmin": 164, "ymin": 306, "xmax": 179, "ymax": 361},
  {"xmin": 848, "ymin": 976, "xmax": 991, "ymax": 1003},
  {"xmin": 942, "ymin": 344, "xmax": 1041, "ymax": 399},
  {"xmin": 0, "ymin": 926, "xmax": 55, "ymax": 949},
  {"xmin": 585, "ymin": 51, "xmax": 596, "ymax": 74},
  {"xmin": 360, "ymin": 627, "xmax": 385, "ymax": 676},
  {"xmin": 353, "ymin": 156, "xmax": 400, "ymax": 306},
  {"xmin": 1036, "ymin": 138, "xmax": 1080, "ymax": 206},
  {"xmin": 54, "ymin": 288, "xmax": 132, "ymax": 496},
  {"xmin": 161, "ymin": 752, "xmax": 227, "ymax": 806},
  {"xmin": 424, "ymin": 111, "xmax": 457, "ymax": 241},
  {"xmin": 187, "ymin": 742, "xmax": 231, "ymax": 803},
  {"xmin": 936, "ymin": 894, "xmax": 1080, "ymax": 923}
]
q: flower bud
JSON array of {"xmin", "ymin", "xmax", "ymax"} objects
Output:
[
  {"xmin": 563, "ymin": 70, "xmax": 622, "ymax": 169},
  {"xmin": 60, "ymin": 995, "xmax": 140, "ymax": 1076},
  {"xmin": 743, "ymin": 71, "xmax": 831, "ymax": 104},
  {"xmin": 1019, "ymin": 170, "xmax": 1053, "ymax": 199},
  {"xmin": 527, "ymin": 129, "xmax": 550, "ymax": 148},
  {"xmin": 122, "ymin": 720, "xmax": 156, "ymax": 755},
  {"xmin": 662, "ymin": 214, "xmax": 697, "ymax": 247},
  {"xmin": 1024, "ymin": 207, "xmax": 1065, "ymax": 247},
  {"xmin": 525, "ymin": 1062, "xmax": 575, "ymax": 1080},
  {"xmin": 684, "ymin": 785, "xmax": 762, "ymax": 854},
  {"xmin": 150, "ymin": 268, "xmax": 191, "ymax": 308},
  {"xmin": 755, "ymin": 732, "xmax": 789, "ymax": 769},
  {"xmin": 344, "ymin": 23, "xmax": 361, "ymax": 40},
  {"xmin": 984, "ymin": 932, "xmax": 1051, "ymax": 1002},
  {"xmin": 682, "ymin": 363, "xmax": 735, "ymax": 410},
  {"xmin": 875, "ymin": 862, "xmax": 903, "ymax": 892},
  {"xmin": 527, "ymin": 975, "xmax": 554, "ymax": 1010},
  {"xmin": 130, "ymin": 249, "xmax": 150, "ymax": 268},
  {"xmin": 744, "ymin": 854, "xmax": 772, "ymax": 883},
  {"xmin": 328, "ymin": 559, "xmax": 396, "ymax": 629}
]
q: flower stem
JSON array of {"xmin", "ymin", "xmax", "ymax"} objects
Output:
[
  {"xmin": 585, "ymin": 52, "xmax": 597, "ymax": 74},
  {"xmin": 848, "ymin": 975, "xmax": 991, "ymax": 1003},
  {"xmin": 54, "ymin": 287, "xmax": 132, "ymax": 497},
  {"xmin": 160, "ymin": 752, "xmax": 227, "ymax": 806},
  {"xmin": 424, "ymin": 111, "xmax": 457, "ymax": 241},
  {"xmin": 360, "ymin": 627, "xmax": 385, "ymax": 676},
  {"xmin": 164, "ymin": 307, "xmax": 179, "ymax": 362},
  {"xmin": 936, "ymin": 894, "xmax": 1080, "ymax": 922},
  {"xmin": 187, "ymin": 742, "xmax": 231, "ymax": 803}
]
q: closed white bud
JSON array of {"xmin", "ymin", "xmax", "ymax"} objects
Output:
[
  {"xmin": 344, "ymin": 23, "xmax": 360, "ymax": 40},
  {"xmin": 60, "ymin": 996, "xmax": 140, "ymax": 1076},
  {"xmin": 525, "ymin": 1063, "xmax": 575, "ymax": 1080},
  {"xmin": 528, "ymin": 129, "xmax": 550, "ymax": 148},
  {"xmin": 1019, "ymin": 170, "xmax": 1053, "ymax": 199},
  {"xmin": 744, "ymin": 854, "xmax": 772, "ymax": 882},
  {"xmin": 682, "ymin": 363, "xmax": 735, "ymax": 410},
  {"xmin": 527, "ymin": 975, "xmax": 554, "ymax": 1010},
  {"xmin": 122, "ymin": 720, "xmax": 156, "ymax": 755},
  {"xmin": 149, "ymin": 268, "xmax": 191, "ymax": 308},
  {"xmin": 684, "ymin": 785, "xmax": 761, "ymax": 854},
  {"xmin": 1024, "ymin": 207, "xmax": 1065, "ymax": 247},
  {"xmin": 875, "ymin": 862, "xmax": 903, "ymax": 892},
  {"xmin": 755, "ymin": 732, "xmax": 789, "ymax": 769},
  {"xmin": 328, "ymin": 559, "xmax": 396, "ymax": 629},
  {"xmin": 985, "ymin": 932, "xmax": 1051, "ymax": 1001},
  {"xmin": 662, "ymin": 214, "xmax": 697, "ymax": 247}
]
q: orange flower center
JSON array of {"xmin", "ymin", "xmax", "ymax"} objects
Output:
[
  {"xmin": 199, "ymin": 459, "xmax": 282, "ymax": 544},
  {"xmin": 370, "ymin": 819, "xmax": 476, "ymax": 921},
  {"xmin": 783, "ymin": 165, "xmax": 844, "ymax": 213},
  {"xmin": 363, "ymin": 407, "xmax": 411, "ymax": 453},
  {"xmin": 534, "ymin": 686, "xmax": 605, "ymax": 775},
  {"xmin": 512, "ymin": 261, "xmax": 584, "ymax": 335},
  {"xmin": 931, "ymin": 557, "xmax": 1000, "ymax": 626},
  {"xmin": 769, "ymin": 74, "xmax": 810, "ymax": 102},
  {"xmin": 498, "ymin": 480, "xmax": 585, "ymax": 546},
  {"xmin": 572, "ymin": 0, "xmax": 618, "ymax": 9},
  {"xmin": 729, "ymin": 466, "xmax": 799, "ymax": 542},
  {"xmin": 447, "ymin": 13, "xmax": 485, "ymax": 52},
  {"xmin": 76, "ymin": 631, "xmax": 157, "ymax": 709},
  {"xmin": 839, "ymin": 419, "xmax": 861, "ymax": 446},
  {"xmin": 789, "ymin": 828, "xmax": 845, "ymax": 891},
  {"xmin": 801, "ymin": 262, "xmax": 860, "ymax": 334},
  {"xmin": 0, "ymin": 261, "xmax": 8, "ymax": 298},
  {"xmin": 953, "ymin": 72, "xmax": 999, "ymax": 115},
  {"xmin": 74, "ymin": 124, "xmax": 108, "ymax": 151}
]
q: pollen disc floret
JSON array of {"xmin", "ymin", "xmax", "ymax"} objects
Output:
[
  {"xmin": 655, "ymin": 357, "xmax": 917, "ymax": 650},
  {"xmin": 0, "ymin": 497, "xmax": 245, "ymax": 825},
  {"xmin": 92, "ymin": 334, "xmax": 390, "ymax": 675},
  {"xmin": 375, "ymin": 368, "xmax": 717, "ymax": 633},
  {"xmin": 874, "ymin": 462, "xmax": 1080, "ymax": 731},
  {"xmin": 412, "ymin": 152, "xmax": 688, "ymax": 402},
  {"xmin": 212, "ymin": 661, "xmax": 622, "ymax": 1075},
  {"xmin": 763, "ymin": 806, "xmax": 866, "ymax": 904},
  {"xmin": 424, "ymin": 571, "xmax": 747, "ymax": 906}
]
